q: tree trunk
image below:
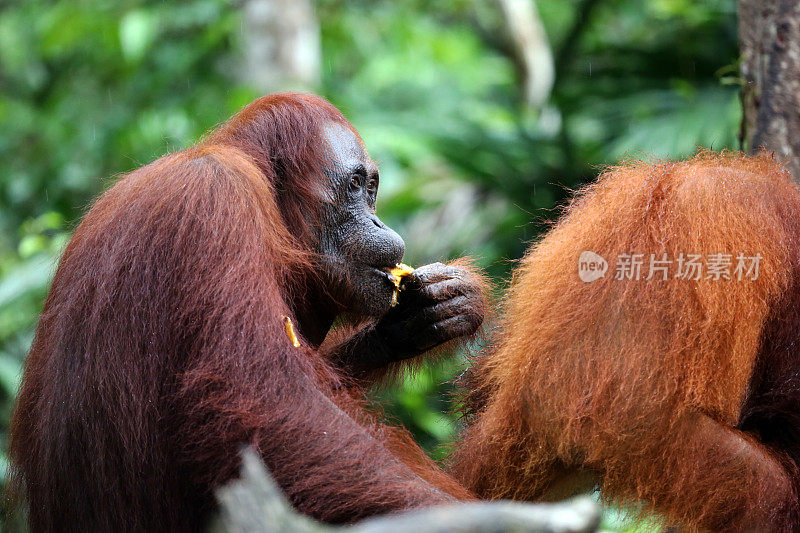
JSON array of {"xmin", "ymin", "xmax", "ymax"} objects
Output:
[
  {"xmin": 241, "ymin": 0, "xmax": 320, "ymax": 94},
  {"xmin": 495, "ymin": 0, "xmax": 555, "ymax": 109},
  {"xmin": 740, "ymin": 0, "xmax": 800, "ymax": 177}
]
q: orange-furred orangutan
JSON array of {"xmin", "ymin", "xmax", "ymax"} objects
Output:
[
  {"xmin": 453, "ymin": 152, "xmax": 800, "ymax": 531},
  {"xmin": 8, "ymin": 93, "xmax": 487, "ymax": 532}
]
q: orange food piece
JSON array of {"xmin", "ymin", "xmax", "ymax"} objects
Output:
[
  {"xmin": 282, "ymin": 316, "xmax": 301, "ymax": 348},
  {"xmin": 388, "ymin": 263, "xmax": 415, "ymax": 307}
]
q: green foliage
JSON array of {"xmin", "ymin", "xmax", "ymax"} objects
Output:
[{"xmin": 0, "ymin": 0, "xmax": 740, "ymax": 529}]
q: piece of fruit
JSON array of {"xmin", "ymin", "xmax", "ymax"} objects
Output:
[
  {"xmin": 388, "ymin": 263, "xmax": 415, "ymax": 307},
  {"xmin": 282, "ymin": 316, "xmax": 301, "ymax": 348}
]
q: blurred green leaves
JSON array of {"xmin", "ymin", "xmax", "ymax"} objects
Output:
[
  {"xmin": 120, "ymin": 10, "xmax": 157, "ymax": 62},
  {"xmin": 0, "ymin": 0, "xmax": 242, "ymax": 241}
]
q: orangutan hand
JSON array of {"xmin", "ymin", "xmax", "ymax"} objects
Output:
[{"xmin": 374, "ymin": 262, "xmax": 485, "ymax": 360}]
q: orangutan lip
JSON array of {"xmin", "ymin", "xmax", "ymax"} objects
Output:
[{"xmin": 365, "ymin": 265, "xmax": 395, "ymax": 283}]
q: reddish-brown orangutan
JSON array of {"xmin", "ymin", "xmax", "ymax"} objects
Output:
[
  {"xmin": 453, "ymin": 152, "xmax": 800, "ymax": 532},
  {"xmin": 8, "ymin": 93, "xmax": 487, "ymax": 532}
]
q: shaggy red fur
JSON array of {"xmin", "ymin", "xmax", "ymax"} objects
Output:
[
  {"xmin": 453, "ymin": 152, "xmax": 800, "ymax": 532},
  {"xmin": 8, "ymin": 93, "xmax": 476, "ymax": 532}
]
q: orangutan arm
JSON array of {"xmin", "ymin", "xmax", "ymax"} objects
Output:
[
  {"xmin": 177, "ymin": 351, "xmax": 471, "ymax": 523},
  {"xmin": 600, "ymin": 411, "xmax": 797, "ymax": 531}
]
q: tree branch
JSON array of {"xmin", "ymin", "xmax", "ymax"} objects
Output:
[{"xmin": 212, "ymin": 448, "xmax": 601, "ymax": 533}]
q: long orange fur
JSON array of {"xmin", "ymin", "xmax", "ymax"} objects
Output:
[{"xmin": 453, "ymin": 151, "xmax": 800, "ymax": 532}]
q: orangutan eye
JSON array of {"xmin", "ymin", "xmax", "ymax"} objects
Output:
[
  {"xmin": 366, "ymin": 177, "xmax": 378, "ymax": 193},
  {"xmin": 349, "ymin": 175, "xmax": 360, "ymax": 190}
]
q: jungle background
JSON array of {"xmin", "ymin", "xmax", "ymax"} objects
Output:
[{"xmin": 0, "ymin": 0, "xmax": 742, "ymax": 530}]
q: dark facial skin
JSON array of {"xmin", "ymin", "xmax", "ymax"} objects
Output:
[
  {"xmin": 294, "ymin": 122, "xmax": 484, "ymax": 375},
  {"xmin": 315, "ymin": 122, "xmax": 405, "ymax": 317}
]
